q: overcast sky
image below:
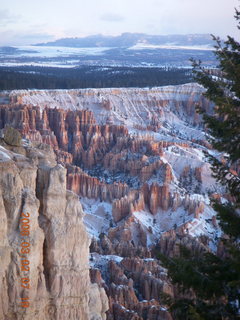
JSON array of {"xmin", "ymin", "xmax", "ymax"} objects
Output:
[{"xmin": 0, "ymin": 0, "xmax": 239, "ymax": 46}]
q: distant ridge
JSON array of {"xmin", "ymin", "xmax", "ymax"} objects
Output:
[{"xmin": 35, "ymin": 33, "xmax": 213, "ymax": 48}]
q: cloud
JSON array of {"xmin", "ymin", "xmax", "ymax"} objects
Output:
[
  {"xmin": 0, "ymin": 9, "xmax": 21, "ymax": 26},
  {"xmin": 18, "ymin": 33, "xmax": 55, "ymax": 42},
  {"xmin": 100, "ymin": 13, "xmax": 125, "ymax": 22},
  {"xmin": 0, "ymin": 30, "xmax": 56, "ymax": 46}
]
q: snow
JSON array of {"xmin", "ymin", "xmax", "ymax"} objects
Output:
[
  {"xmin": 79, "ymin": 167, "xmax": 220, "ymax": 247},
  {"xmin": 187, "ymin": 205, "xmax": 222, "ymax": 251},
  {"xmin": 81, "ymin": 197, "xmax": 112, "ymax": 238},
  {"xmin": 0, "ymin": 146, "xmax": 12, "ymax": 161},
  {"xmin": 89, "ymin": 252, "xmax": 123, "ymax": 269},
  {"xmin": 0, "ymin": 45, "xmax": 111, "ymax": 67},
  {"xmin": 132, "ymin": 200, "xmax": 220, "ymax": 248},
  {"xmin": 2, "ymin": 45, "xmax": 110, "ymax": 58},
  {"xmin": 129, "ymin": 43, "xmax": 214, "ymax": 51},
  {"xmin": 134, "ymin": 207, "xmax": 192, "ymax": 236},
  {"xmin": 0, "ymin": 62, "xmax": 79, "ymax": 68},
  {"xmin": 0, "ymin": 44, "xmax": 215, "ymax": 68},
  {"xmin": 163, "ymin": 145, "xmax": 223, "ymax": 194}
]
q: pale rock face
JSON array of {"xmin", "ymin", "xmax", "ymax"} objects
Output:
[
  {"xmin": 88, "ymin": 283, "xmax": 109, "ymax": 320},
  {"xmin": 0, "ymin": 143, "xmax": 108, "ymax": 320},
  {"xmin": 0, "ymin": 155, "xmax": 48, "ymax": 320},
  {"xmin": 37, "ymin": 164, "xmax": 91, "ymax": 320}
]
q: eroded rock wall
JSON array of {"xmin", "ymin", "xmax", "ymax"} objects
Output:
[{"xmin": 0, "ymin": 141, "xmax": 108, "ymax": 320}]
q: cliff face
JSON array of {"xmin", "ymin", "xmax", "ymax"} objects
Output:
[
  {"xmin": 0, "ymin": 141, "xmax": 108, "ymax": 320},
  {"xmin": 5, "ymin": 83, "xmax": 211, "ymax": 130},
  {"xmin": 67, "ymin": 165, "xmax": 129, "ymax": 202}
]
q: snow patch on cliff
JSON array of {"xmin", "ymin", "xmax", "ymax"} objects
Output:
[
  {"xmin": 0, "ymin": 146, "xmax": 12, "ymax": 161},
  {"xmin": 81, "ymin": 197, "xmax": 112, "ymax": 238}
]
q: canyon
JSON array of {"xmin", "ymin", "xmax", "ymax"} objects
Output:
[{"xmin": 0, "ymin": 83, "xmax": 223, "ymax": 319}]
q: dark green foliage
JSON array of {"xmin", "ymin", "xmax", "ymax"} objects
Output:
[
  {"xmin": 159, "ymin": 244, "xmax": 240, "ymax": 319},
  {"xmin": 0, "ymin": 65, "xmax": 192, "ymax": 90},
  {"xmin": 213, "ymin": 202, "xmax": 240, "ymax": 240},
  {"xmin": 159, "ymin": 8, "xmax": 240, "ymax": 320}
]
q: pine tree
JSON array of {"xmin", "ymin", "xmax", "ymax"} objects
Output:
[{"xmin": 159, "ymin": 8, "xmax": 240, "ymax": 320}]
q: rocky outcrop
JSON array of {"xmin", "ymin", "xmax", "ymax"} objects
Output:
[
  {"xmin": 36, "ymin": 165, "xmax": 91, "ymax": 320},
  {"xmin": 67, "ymin": 165, "xmax": 129, "ymax": 202},
  {"xmin": 3, "ymin": 126, "xmax": 22, "ymax": 146},
  {"xmin": 0, "ymin": 104, "xmax": 130, "ymax": 169},
  {"xmin": 111, "ymin": 180, "xmax": 203, "ymax": 223},
  {"xmin": 120, "ymin": 257, "xmax": 173, "ymax": 299},
  {"xmin": 90, "ymin": 229, "xmax": 151, "ymax": 258},
  {"xmin": 89, "ymin": 230, "xmax": 211, "ymax": 320},
  {"xmin": 89, "ymin": 255, "xmax": 173, "ymax": 320},
  {"xmin": 0, "ymin": 141, "xmax": 108, "ymax": 320},
  {"xmin": 112, "ymin": 191, "xmax": 145, "ymax": 223},
  {"xmin": 155, "ymin": 230, "xmax": 207, "ymax": 258},
  {"xmin": 89, "ymin": 283, "xmax": 109, "ymax": 320}
]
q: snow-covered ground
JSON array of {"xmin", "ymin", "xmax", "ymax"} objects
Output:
[
  {"xmin": 0, "ymin": 44, "xmax": 215, "ymax": 67},
  {"xmin": 0, "ymin": 46, "xmax": 112, "ymax": 67},
  {"xmin": 129, "ymin": 43, "xmax": 213, "ymax": 51},
  {"xmin": 133, "ymin": 203, "xmax": 220, "ymax": 249},
  {"xmin": 81, "ymin": 197, "xmax": 113, "ymax": 238}
]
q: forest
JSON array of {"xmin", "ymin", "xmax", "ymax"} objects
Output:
[{"xmin": 0, "ymin": 65, "xmax": 192, "ymax": 90}]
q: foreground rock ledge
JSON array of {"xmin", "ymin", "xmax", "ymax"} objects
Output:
[{"xmin": 0, "ymin": 141, "xmax": 108, "ymax": 320}]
